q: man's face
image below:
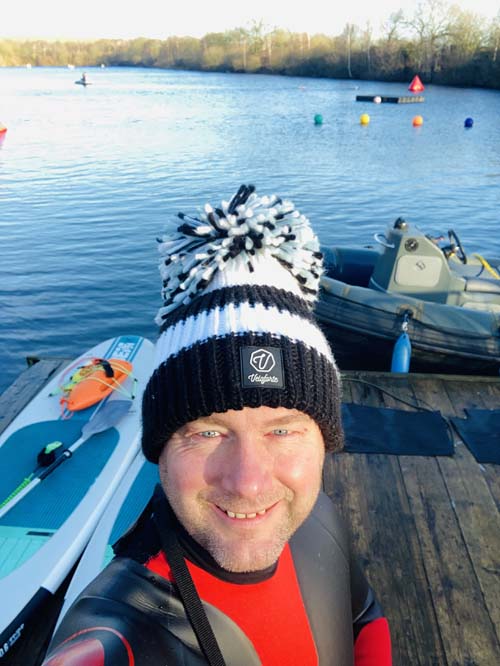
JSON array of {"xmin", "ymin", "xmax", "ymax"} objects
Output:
[{"xmin": 158, "ymin": 406, "xmax": 325, "ymax": 573}]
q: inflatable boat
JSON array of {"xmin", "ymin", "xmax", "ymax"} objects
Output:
[{"xmin": 315, "ymin": 219, "xmax": 500, "ymax": 375}]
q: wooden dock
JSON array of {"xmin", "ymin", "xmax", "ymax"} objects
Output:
[
  {"xmin": 325, "ymin": 370, "xmax": 500, "ymax": 665},
  {"xmin": 356, "ymin": 94, "xmax": 425, "ymax": 104},
  {"xmin": 1, "ymin": 359, "xmax": 500, "ymax": 664}
]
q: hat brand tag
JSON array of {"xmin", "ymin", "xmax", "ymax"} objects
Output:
[{"xmin": 240, "ymin": 347, "xmax": 284, "ymax": 389}]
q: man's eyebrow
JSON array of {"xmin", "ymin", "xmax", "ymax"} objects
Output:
[
  {"xmin": 181, "ymin": 418, "xmax": 225, "ymax": 430},
  {"xmin": 264, "ymin": 414, "xmax": 312, "ymax": 427}
]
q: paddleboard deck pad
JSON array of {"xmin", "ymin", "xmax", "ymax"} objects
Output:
[{"xmin": 0, "ymin": 335, "xmax": 154, "ymax": 661}]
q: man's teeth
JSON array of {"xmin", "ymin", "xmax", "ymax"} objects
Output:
[{"xmin": 225, "ymin": 509, "xmax": 267, "ymax": 519}]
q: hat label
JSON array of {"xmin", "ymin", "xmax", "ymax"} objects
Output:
[{"xmin": 240, "ymin": 347, "xmax": 284, "ymax": 389}]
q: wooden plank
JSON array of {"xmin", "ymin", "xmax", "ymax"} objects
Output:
[
  {"xmin": 0, "ymin": 360, "xmax": 67, "ymax": 436},
  {"xmin": 369, "ymin": 374, "xmax": 450, "ymax": 665},
  {"xmin": 462, "ymin": 379, "xmax": 500, "ymax": 512},
  {"xmin": 324, "ymin": 451, "xmax": 446, "ymax": 665},
  {"xmin": 341, "ymin": 372, "xmax": 500, "ymax": 664},
  {"xmin": 482, "ymin": 381, "xmax": 500, "ymax": 408},
  {"xmin": 331, "ymin": 375, "xmax": 447, "ymax": 664},
  {"xmin": 408, "ymin": 376, "xmax": 500, "ymax": 660}
]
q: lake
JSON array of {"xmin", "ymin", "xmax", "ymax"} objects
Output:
[{"xmin": 1, "ymin": 66, "xmax": 499, "ymax": 393}]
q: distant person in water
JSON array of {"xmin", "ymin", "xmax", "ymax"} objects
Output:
[
  {"xmin": 43, "ymin": 185, "xmax": 392, "ymax": 665},
  {"xmin": 81, "ymin": 72, "xmax": 87, "ymax": 84}
]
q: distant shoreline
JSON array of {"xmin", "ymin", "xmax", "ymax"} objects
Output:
[{"xmin": 2, "ymin": 15, "xmax": 500, "ymax": 91}]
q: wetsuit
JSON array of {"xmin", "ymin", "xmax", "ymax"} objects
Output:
[{"xmin": 43, "ymin": 488, "xmax": 391, "ymax": 665}]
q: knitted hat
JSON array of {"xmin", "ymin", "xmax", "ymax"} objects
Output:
[{"xmin": 141, "ymin": 184, "xmax": 343, "ymax": 462}]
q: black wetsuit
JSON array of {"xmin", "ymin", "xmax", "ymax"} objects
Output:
[{"xmin": 43, "ymin": 488, "xmax": 391, "ymax": 665}]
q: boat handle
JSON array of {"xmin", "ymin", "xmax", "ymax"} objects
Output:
[{"xmin": 374, "ymin": 233, "xmax": 395, "ymax": 248}]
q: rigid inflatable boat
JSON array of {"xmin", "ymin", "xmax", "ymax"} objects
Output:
[{"xmin": 315, "ymin": 219, "xmax": 500, "ymax": 375}]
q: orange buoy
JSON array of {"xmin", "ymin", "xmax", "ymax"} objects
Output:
[
  {"xmin": 412, "ymin": 115, "xmax": 424, "ymax": 127},
  {"xmin": 0, "ymin": 123, "xmax": 7, "ymax": 135},
  {"xmin": 59, "ymin": 358, "xmax": 134, "ymax": 412},
  {"xmin": 409, "ymin": 75, "xmax": 424, "ymax": 93}
]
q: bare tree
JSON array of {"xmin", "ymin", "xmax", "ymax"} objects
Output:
[
  {"xmin": 406, "ymin": 0, "xmax": 451, "ymax": 76},
  {"xmin": 487, "ymin": 11, "xmax": 500, "ymax": 61},
  {"xmin": 362, "ymin": 22, "xmax": 373, "ymax": 73},
  {"xmin": 382, "ymin": 10, "xmax": 406, "ymax": 43},
  {"xmin": 343, "ymin": 23, "xmax": 357, "ymax": 78}
]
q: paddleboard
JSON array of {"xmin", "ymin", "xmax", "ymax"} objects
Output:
[
  {"xmin": 74, "ymin": 80, "xmax": 91, "ymax": 86},
  {"xmin": 0, "ymin": 335, "xmax": 154, "ymax": 660},
  {"xmin": 55, "ymin": 452, "xmax": 159, "ymax": 628}
]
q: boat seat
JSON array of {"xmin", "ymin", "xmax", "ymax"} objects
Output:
[
  {"xmin": 323, "ymin": 247, "xmax": 379, "ymax": 288},
  {"xmin": 464, "ymin": 278, "xmax": 500, "ymax": 295}
]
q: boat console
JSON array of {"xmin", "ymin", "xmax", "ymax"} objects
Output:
[{"xmin": 368, "ymin": 219, "xmax": 500, "ymax": 309}]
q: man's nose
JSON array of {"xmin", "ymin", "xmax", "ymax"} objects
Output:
[{"xmin": 219, "ymin": 436, "xmax": 272, "ymax": 498}]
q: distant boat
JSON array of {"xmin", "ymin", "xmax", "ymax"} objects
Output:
[
  {"xmin": 26, "ymin": 63, "xmax": 32, "ymax": 69},
  {"xmin": 75, "ymin": 74, "xmax": 91, "ymax": 87},
  {"xmin": 67, "ymin": 64, "xmax": 75, "ymax": 70}
]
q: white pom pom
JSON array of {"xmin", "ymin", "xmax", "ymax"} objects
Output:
[{"xmin": 155, "ymin": 185, "xmax": 323, "ymax": 322}]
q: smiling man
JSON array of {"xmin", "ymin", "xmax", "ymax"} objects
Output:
[
  {"xmin": 161, "ymin": 406, "xmax": 325, "ymax": 574},
  {"xmin": 44, "ymin": 185, "xmax": 392, "ymax": 665}
]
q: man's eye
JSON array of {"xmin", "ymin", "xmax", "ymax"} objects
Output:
[
  {"xmin": 199, "ymin": 430, "xmax": 220, "ymax": 438},
  {"xmin": 273, "ymin": 428, "xmax": 289, "ymax": 436}
]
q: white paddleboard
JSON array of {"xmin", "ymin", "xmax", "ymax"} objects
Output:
[
  {"xmin": 55, "ymin": 451, "xmax": 159, "ymax": 627},
  {"xmin": 0, "ymin": 335, "xmax": 154, "ymax": 659}
]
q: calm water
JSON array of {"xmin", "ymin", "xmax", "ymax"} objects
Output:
[{"xmin": 1, "ymin": 66, "xmax": 500, "ymax": 393}]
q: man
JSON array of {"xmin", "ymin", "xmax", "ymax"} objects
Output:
[{"xmin": 43, "ymin": 185, "xmax": 392, "ymax": 665}]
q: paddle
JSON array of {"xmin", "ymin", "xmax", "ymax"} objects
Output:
[{"xmin": 0, "ymin": 399, "xmax": 133, "ymax": 519}]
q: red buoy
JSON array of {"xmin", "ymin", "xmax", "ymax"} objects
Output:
[{"xmin": 409, "ymin": 75, "xmax": 424, "ymax": 93}]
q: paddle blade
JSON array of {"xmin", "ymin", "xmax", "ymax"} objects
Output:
[{"xmin": 81, "ymin": 399, "xmax": 133, "ymax": 440}]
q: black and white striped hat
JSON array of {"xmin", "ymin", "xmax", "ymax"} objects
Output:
[{"xmin": 141, "ymin": 185, "xmax": 343, "ymax": 463}]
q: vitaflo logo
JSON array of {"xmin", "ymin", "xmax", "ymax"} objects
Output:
[
  {"xmin": 240, "ymin": 346, "xmax": 284, "ymax": 389},
  {"xmin": 250, "ymin": 349, "xmax": 276, "ymax": 373}
]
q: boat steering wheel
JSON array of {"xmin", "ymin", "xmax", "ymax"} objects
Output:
[{"xmin": 446, "ymin": 229, "xmax": 467, "ymax": 264}]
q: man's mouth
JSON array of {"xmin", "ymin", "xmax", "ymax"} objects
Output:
[{"xmin": 223, "ymin": 508, "xmax": 268, "ymax": 519}]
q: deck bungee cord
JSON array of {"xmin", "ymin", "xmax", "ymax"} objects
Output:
[{"xmin": 50, "ymin": 356, "xmax": 138, "ymax": 416}]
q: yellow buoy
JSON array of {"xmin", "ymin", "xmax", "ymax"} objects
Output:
[
  {"xmin": 412, "ymin": 115, "xmax": 423, "ymax": 127},
  {"xmin": 360, "ymin": 113, "xmax": 370, "ymax": 125}
]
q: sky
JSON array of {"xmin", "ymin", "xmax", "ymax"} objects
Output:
[{"xmin": 2, "ymin": 0, "xmax": 498, "ymax": 41}]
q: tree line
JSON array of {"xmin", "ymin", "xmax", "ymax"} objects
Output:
[{"xmin": 1, "ymin": 0, "xmax": 500, "ymax": 89}]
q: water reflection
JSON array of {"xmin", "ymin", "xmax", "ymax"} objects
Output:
[{"xmin": 1, "ymin": 66, "xmax": 499, "ymax": 391}]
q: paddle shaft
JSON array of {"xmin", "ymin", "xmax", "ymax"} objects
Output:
[
  {"xmin": 0, "ymin": 443, "xmax": 80, "ymax": 520},
  {"xmin": 0, "ymin": 398, "xmax": 132, "ymax": 520}
]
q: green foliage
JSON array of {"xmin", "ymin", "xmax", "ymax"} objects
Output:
[{"xmin": 1, "ymin": 4, "xmax": 500, "ymax": 89}]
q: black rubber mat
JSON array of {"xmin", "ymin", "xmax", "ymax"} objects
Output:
[
  {"xmin": 451, "ymin": 410, "xmax": 500, "ymax": 464},
  {"xmin": 342, "ymin": 403, "xmax": 454, "ymax": 456}
]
